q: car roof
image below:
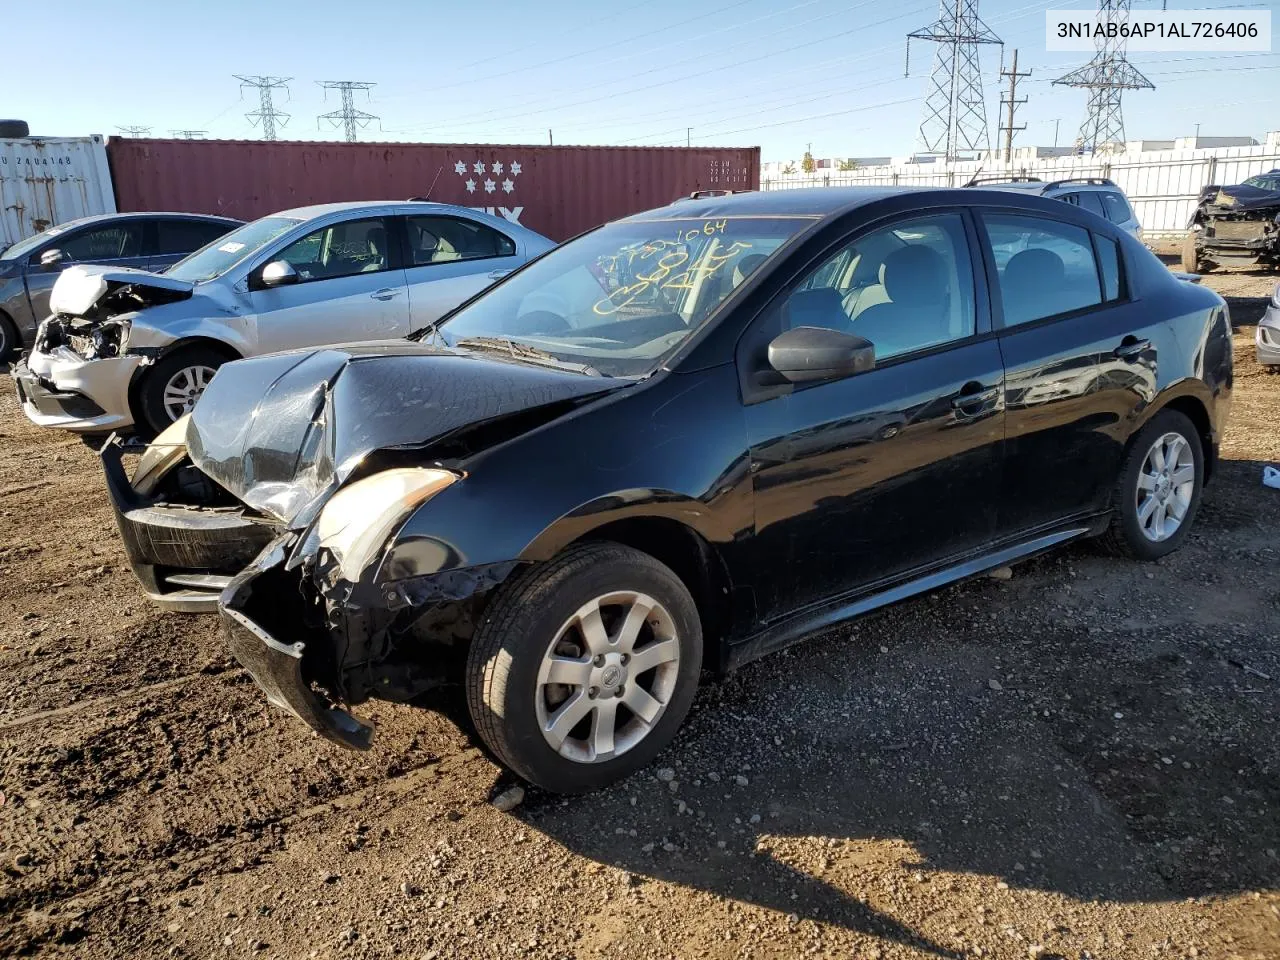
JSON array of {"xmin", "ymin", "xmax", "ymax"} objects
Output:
[
  {"xmin": 272, "ymin": 200, "xmax": 495, "ymax": 220},
  {"xmin": 52, "ymin": 211, "xmax": 242, "ymax": 230}
]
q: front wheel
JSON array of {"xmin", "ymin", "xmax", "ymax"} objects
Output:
[
  {"xmin": 0, "ymin": 311, "xmax": 18, "ymax": 362},
  {"xmin": 1180, "ymin": 232, "xmax": 1202, "ymax": 274},
  {"xmin": 136, "ymin": 345, "xmax": 227, "ymax": 435},
  {"xmin": 465, "ymin": 542, "xmax": 702, "ymax": 794},
  {"xmin": 1100, "ymin": 409, "xmax": 1204, "ymax": 561}
]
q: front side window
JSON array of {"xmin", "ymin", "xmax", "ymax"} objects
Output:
[
  {"xmin": 406, "ymin": 215, "xmax": 515, "ymax": 266},
  {"xmin": 983, "ymin": 214, "xmax": 1102, "ymax": 327},
  {"xmin": 276, "ymin": 218, "xmax": 391, "ymax": 281},
  {"xmin": 431, "ymin": 215, "xmax": 811, "ymax": 377},
  {"xmin": 785, "ymin": 213, "xmax": 976, "ymax": 360},
  {"xmin": 166, "ymin": 216, "xmax": 300, "ymax": 283},
  {"xmin": 60, "ymin": 223, "xmax": 143, "ymax": 261}
]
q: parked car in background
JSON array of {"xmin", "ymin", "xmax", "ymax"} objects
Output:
[
  {"xmin": 0, "ymin": 212, "xmax": 241, "ymax": 359},
  {"xmin": 1182, "ymin": 169, "xmax": 1280, "ymax": 273},
  {"xmin": 101, "ymin": 186, "xmax": 1231, "ymax": 793},
  {"xmin": 1259, "ymin": 283, "xmax": 1280, "ymax": 373},
  {"xmin": 965, "ymin": 176, "xmax": 1143, "ymax": 241},
  {"xmin": 12, "ymin": 201, "xmax": 554, "ymax": 435}
]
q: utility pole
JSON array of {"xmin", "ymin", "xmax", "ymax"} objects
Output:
[
  {"xmin": 1048, "ymin": 117, "xmax": 1062, "ymax": 148},
  {"xmin": 907, "ymin": 0, "xmax": 1003, "ymax": 158},
  {"xmin": 548, "ymin": 129, "xmax": 553, "ymax": 146},
  {"xmin": 170, "ymin": 129, "xmax": 207, "ymax": 139},
  {"xmin": 116, "ymin": 126, "xmax": 151, "ymax": 138},
  {"xmin": 687, "ymin": 127, "xmax": 692, "ymax": 147},
  {"xmin": 317, "ymin": 81, "xmax": 378, "ymax": 142},
  {"xmin": 236, "ymin": 76, "xmax": 291, "ymax": 141},
  {"xmin": 998, "ymin": 49, "xmax": 1031, "ymax": 163}
]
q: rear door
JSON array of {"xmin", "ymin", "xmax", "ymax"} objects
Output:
[
  {"xmin": 246, "ymin": 215, "xmax": 410, "ymax": 354},
  {"xmin": 979, "ymin": 211, "xmax": 1163, "ymax": 535},
  {"xmin": 400, "ymin": 214, "xmax": 522, "ymax": 328},
  {"xmin": 147, "ymin": 218, "xmax": 237, "ymax": 272},
  {"xmin": 24, "ymin": 219, "xmax": 147, "ymax": 320},
  {"xmin": 738, "ymin": 210, "xmax": 1007, "ymax": 623}
]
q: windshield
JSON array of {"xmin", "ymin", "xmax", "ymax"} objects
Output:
[
  {"xmin": 0, "ymin": 222, "xmax": 77, "ymax": 262},
  {"xmin": 1243, "ymin": 174, "xmax": 1280, "ymax": 191},
  {"xmin": 429, "ymin": 215, "xmax": 812, "ymax": 377},
  {"xmin": 165, "ymin": 216, "xmax": 301, "ymax": 282}
]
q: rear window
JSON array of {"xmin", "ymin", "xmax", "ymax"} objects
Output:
[{"xmin": 1099, "ymin": 191, "xmax": 1133, "ymax": 224}]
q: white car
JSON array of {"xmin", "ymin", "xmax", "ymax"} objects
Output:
[{"xmin": 13, "ymin": 201, "xmax": 555, "ymax": 435}]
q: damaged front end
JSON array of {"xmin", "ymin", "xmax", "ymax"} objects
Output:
[
  {"xmin": 1188, "ymin": 183, "xmax": 1280, "ymax": 269},
  {"xmin": 102, "ymin": 342, "xmax": 618, "ymax": 748}
]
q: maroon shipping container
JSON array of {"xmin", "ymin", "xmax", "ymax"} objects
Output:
[{"xmin": 107, "ymin": 139, "xmax": 760, "ymax": 241}]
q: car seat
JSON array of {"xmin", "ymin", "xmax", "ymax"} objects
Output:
[{"xmin": 851, "ymin": 245, "xmax": 951, "ymax": 356}]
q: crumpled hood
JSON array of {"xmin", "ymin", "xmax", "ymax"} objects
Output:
[
  {"xmin": 49, "ymin": 264, "xmax": 194, "ymax": 317},
  {"xmin": 186, "ymin": 340, "xmax": 622, "ymax": 526},
  {"xmin": 1197, "ymin": 183, "xmax": 1280, "ymax": 213}
]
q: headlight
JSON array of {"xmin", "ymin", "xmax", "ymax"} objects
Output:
[
  {"xmin": 315, "ymin": 468, "xmax": 458, "ymax": 581},
  {"xmin": 132, "ymin": 414, "xmax": 191, "ymax": 496}
]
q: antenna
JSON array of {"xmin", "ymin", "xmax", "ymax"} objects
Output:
[
  {"xmin": 907, "ymin": 0, "xmax": 1003, "ymax": 159},
  {"xmin": 317, "ymin": 81, "xmax": 379, "ymax": 142},
  {"xmin": 115, "ymin": 126, "xmax": 152, "ymax": 138},
  {"xmin": 998, "ymin": 49, "xmax": 1031, "ymax": 163},
  {"xmin": 235, "ymin": 75, "xmax": 292, "ymax": 141},
  {"xmin": 1053, "ymin": 0, "xmax": 1154, "ymax": 152}
]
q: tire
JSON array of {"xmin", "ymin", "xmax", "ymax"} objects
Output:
[
  {"xmin": 136, "ymin": 345, "xmax": 228, "ymax": 435},
  {"xmin": 0, "ymin": 311, "xmax": 18, "ymax": 362},
  {"xmin": 466, "ymin": 542, "xmax": 703, "ymax": 794},
  {"xmin": 1180, "ymin": 232, "xmax": 1201, "ymax": 274},
  {"xmin": 1099, "ymin": 409, "xmax": 1204, "ymax": 561}
]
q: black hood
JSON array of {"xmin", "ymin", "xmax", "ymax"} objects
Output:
[
  {"xmin": 1198, "ymin": 183, "xmax": 1280, "ymax": 212},
  {"xmin": 186, "ymin": 340, "xmax": 621, "ymax": 525}
]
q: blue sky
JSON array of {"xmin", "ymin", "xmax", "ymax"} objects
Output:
[{"xmin": 6, "ymin": 0, "xmax": 1276, "ymax": 160}]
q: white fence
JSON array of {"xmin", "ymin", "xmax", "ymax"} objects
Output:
[{"xmin": 762, "ymin": 144, "xmax": 1280, "ymax": 236}]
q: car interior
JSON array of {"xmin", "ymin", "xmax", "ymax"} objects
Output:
[
  {"xmin": 407, "ymin": 217, "xmax": 514, "ymax": 266},
  {"xmin": 280, "ymin": 219, "xmax": 389, "ymax": 280}
]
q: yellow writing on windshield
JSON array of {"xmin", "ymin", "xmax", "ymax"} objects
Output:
[{"xmin": 592, "ymin": 234, "xmax": 753, "ymax": 317}]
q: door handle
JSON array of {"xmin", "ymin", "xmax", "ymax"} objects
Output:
[
  {"xmin": 487, "ymin": 269, "xmax": 513, "ymax": 280},
  {"xmin": 1114, "ymin": 337, "xmax": 1151, "ymax": 361},
  {"xmin": 951, "ymin": 385, "xmax": 1001, "ymax": 409},
  {"xmin": 371, "ymin": 288, "xmax": 401, "ymax": 301}
]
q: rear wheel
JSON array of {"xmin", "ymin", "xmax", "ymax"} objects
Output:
[
  {"xmin": 1180, "ymin": 232, "xmax": 1202, "ymax": 273},
  {"xmin": 1100, "ymin": 409, "xmax": 1204, "ymax": 561},
  {"xmin": 465, "ymin": 542, "xmax": 702, "ymax": 794},
  {"xmin": 136, "ymin": 345, "xmax": 227, "ymax": 435}
]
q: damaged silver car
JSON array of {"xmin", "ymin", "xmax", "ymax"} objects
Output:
[{"xmin": 14, "ymin": 202, "xmax": 553, "ymax": 436}]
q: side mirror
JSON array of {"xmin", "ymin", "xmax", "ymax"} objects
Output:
[
  {"xmin": 767, "ymin": 326, "xmax": 875, "ymax": 384},
  {"xmin": 39, "ymin": 248, "xmax": 66, "ymax": 268},
  {"xmin": 259, "ymin": 260, "xmax": 299, "ymax": 288}
]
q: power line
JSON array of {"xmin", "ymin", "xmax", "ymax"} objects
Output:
[
  {"xmin": 170, "ymin": 129, "xmax": 208, "ymax": 139},
  {"xmin": 907, "ymin": 0, "xmax": 1003, "ymax": 158},
  {"xmin": 1053, "ymin": 0, "xmax": 1154, "ymax": 151},
  {"xmin": 236, "ymin": 75, "xmax": 292, "ymax": 141},
  {"xmin": 998, "ymin": 49, "xmax": 1031, "ymax": 162},
  {"xmin": 317, "ymin": 81, "xmax": 379, "ymax": 142},
  {"xmin": 116, "ymin": 126, "xmax": 151, "ymax": 137}
]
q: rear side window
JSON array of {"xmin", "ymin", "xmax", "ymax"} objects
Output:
[
  {"xmin": 405, "ymin": 215, "xmax": 516, "ymax": 266},
  {"xmin": 1066, "ymin": 192, "xmax": 1107, "ymax": 217},
  {"xmin": 1099, "ymin": 191, "xmax": 1133, "ymax": 224},
  {"xmin": 154, "ymin": 219, "xmax": 235, "ymax": 255},
  {"xmin": 1094, "ymin": 234, "xmax": 1123, "ymax": 301},
  {"xmin": 983, "ymin": 214, "xmax": 1102, "ymax": 327}
]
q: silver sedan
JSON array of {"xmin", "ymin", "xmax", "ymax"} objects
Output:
[{"xmin": 13, "ymin": 201, "xmax": 554, "ymax": 435}]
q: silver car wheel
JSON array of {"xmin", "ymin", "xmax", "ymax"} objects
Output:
[
  {"xmin": 535, "ymin": 590, "xmax": 681, "ymax": 764},
  {"xmin": 161, "ymin": 365, "xmax": 217, "ymax": 422},
  {"xmin": 1136, "ymin": 431, "xmax": 1196, "ymax": 543}
]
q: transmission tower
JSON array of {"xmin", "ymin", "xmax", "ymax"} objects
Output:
[
  {"xmin": 235, "ymin": 75, "xmax": 292, "ymax": 141},
  {"xmin": 170, "ymin": 129, "xmax": 208, "ymax": 139},
  {"xmin": 906, "ymin": 0, "xmax": 1002, "ymax": 158},
  {"xmin": 317, "ymin": 81, "xmax": 378, "ymax": 142},
  {"xmin": 116, "ymin": 126, "xmax": 151, "ymax": 138},
  {"xmin": 1053, "ymin": 0, "xmax": 1153, "ymax": 152}
]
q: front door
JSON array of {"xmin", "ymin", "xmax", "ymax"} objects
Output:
[
  {"xmin": 247, "ymin": 216, "xmax": 411, "ymax": 354},
  {"xmin": 400, "ymin": 214, "xmax": 522, "ymax": 328},
  {"xmin": 25, "ymin": 219, "xmax": 148, "ymax": 319},
  {"xmin": 739, "ymin": 211, "xmax": 1007, "ymax": 623},
  {"xmin": 978, "ymin": 212, "xmax": 1163, "ymax": 535}
]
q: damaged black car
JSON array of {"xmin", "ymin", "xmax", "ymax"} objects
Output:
[
  {"xmin": 103, "ymin": 187, "xmax": 1232, "ymax": 793},
  {"xmin": 1182, "ymin": 168, "xmax": 1280, "ymax": 273}
]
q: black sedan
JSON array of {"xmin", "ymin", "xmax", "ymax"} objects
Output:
[{"xmin": 101, "ymin": 186, "xmax": 1232, "ymax": 793}]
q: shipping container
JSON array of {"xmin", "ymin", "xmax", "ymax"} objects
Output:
[
  {"xmin": 107, "ymin": 139, "xmax": 760, "ymax": 241},
  {"xmin": 0, "ymin": 135, "xmax": 116, "ymax": 249}
]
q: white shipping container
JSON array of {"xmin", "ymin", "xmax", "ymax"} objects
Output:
[{"xmin": 0, "ymin": 135, "xmax": 116, "ymax": 250}]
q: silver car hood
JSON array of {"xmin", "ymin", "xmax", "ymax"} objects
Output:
[{"xmin": 49, "ymin": 265, "xmax": 194, "ymax": 317}]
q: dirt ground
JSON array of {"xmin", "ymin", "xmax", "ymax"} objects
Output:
[{"xmin": 1, "ymin": 269, "xmax": 1277, "ymax": 960}]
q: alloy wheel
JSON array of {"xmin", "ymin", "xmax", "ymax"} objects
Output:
[
  {"xmin": 535, "ymin": 590, "xmax": 681, "ymax": 764},
  {"xmin": 161, "ymin": 365, "xmax": 218, "ymax": 422},
  {"xmin": 1136, "ymin": 431, "xmax": 1196, "ymax": 543}
]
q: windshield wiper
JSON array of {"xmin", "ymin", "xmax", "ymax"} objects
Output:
[{"xmin": 452, "ymin": 336, "xmax": 608, "ymax": 377}]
